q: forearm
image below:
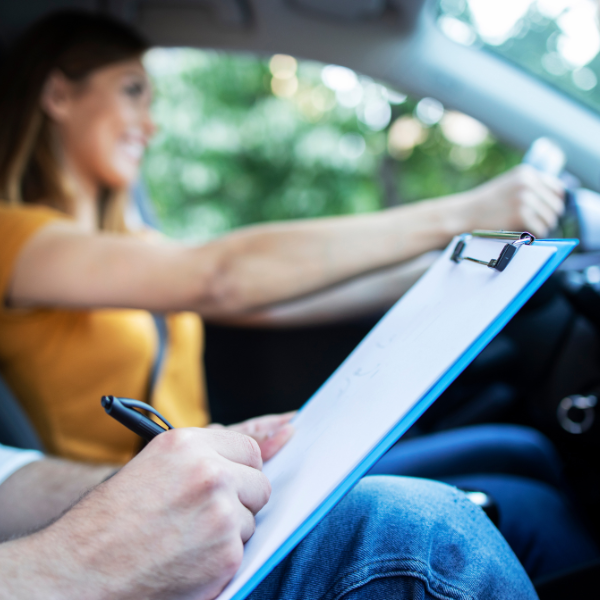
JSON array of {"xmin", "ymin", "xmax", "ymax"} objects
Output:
[
  {"xmin": 208, "ymin": 251, "xmax": 441, "ymax": 327},
  {"xmin": 0, "ymin": 458, "xmax": 115, "ymax": 540},
  {"xmin": 196, "ymin": 194, "xmax": 471, "ymax": 317}
]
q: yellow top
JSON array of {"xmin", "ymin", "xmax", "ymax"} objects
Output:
[{"xmin": 0, "ymin": 203, "xmax": 209, "ymax": 464}]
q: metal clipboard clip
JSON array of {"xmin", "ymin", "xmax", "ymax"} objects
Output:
[{"xmin": 450, "ymin": 230, "xmax": 536, "ymax": 272}]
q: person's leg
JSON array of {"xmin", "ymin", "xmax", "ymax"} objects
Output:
[
  {"xmin": 367, "ymin": 426, "xmax": 598, "ymax": 579},
  {"xmin": 250, "ymin": 476, "xmax": 537, "ymax": 600},
  {"xmin": 444, "ymin": 473, "xmax": 600, "ymax": 582},
  {"xmin": 368, "ymin": 424, "xmax": 563, "ymax": 487}
]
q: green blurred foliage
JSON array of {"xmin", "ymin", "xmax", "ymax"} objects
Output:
[{"xmin": 142, "ymin": 48, "xmax": 521, "ymax": 242}]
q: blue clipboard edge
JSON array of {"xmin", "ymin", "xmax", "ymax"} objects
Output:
[{"xmin": 231, "ymin": 238, "xmax": 578, "ymax": 600}]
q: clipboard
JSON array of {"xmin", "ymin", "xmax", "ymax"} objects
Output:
[{"xmin": 215, "ymin": 232, "xmax": 578, "ymax": 600}]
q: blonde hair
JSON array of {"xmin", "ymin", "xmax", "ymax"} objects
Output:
[{"xmin": 0, "ymin": 10, "xmax": 149, "ymax": 231}]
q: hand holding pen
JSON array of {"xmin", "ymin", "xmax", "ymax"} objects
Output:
[{"xmin": 101, "ymin": 396, "xmax": 295, "ymax": 459}]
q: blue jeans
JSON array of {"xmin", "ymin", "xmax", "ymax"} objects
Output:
[
  {"xmin": 368, "ymin": 425, "xmax": 600, "ymax": 580},
  {"xmin": 250, "ymin": 477, "xmax": 537, "ymax": 600},
  {"xmin": 369, "ymin": 425, "xmax": 563, "ymax": 487}
]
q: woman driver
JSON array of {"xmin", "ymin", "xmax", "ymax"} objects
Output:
[{"xmin": 0, "ymin": 10, "xmax": 565, "ymax": 464}]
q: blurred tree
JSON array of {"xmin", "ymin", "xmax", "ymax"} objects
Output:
[
  {"xmin": 437, "ymin": 0, "xmax": 600, "ymax": 118},
  {"xmin": 142, "ymin": 48, "xmax": 521, "ymax": 242}
]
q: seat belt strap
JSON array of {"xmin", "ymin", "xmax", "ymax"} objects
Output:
[{"xmin": 147, "ymin": 313, "xmax": 169, "ymax": 404}]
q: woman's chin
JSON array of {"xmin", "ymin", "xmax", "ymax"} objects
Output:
[{"xmin": 103, "ymin": 165, "xmax": 140, "ymax": 189}]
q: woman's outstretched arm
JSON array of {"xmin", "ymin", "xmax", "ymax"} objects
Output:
[{"xmin": 7, "ymin": 165, "xmax": 563, "ymax": 317}]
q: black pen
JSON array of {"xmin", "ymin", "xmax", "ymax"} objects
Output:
[{"xmin": 101, "ymin": 395, "xmax": 174, "ymax": 442}]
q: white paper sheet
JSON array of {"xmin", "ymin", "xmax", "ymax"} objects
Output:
[{"xmin": 214, "ymin": 237, "xmax": 556, "ymax": 600}]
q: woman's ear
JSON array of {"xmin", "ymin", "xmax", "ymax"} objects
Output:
[{"xmin": 40, "ymin": 70, "xmax": 73, "ymax": 122}]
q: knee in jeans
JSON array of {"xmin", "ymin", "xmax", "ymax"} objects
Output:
[
  {"xmin": 297, "ymin": 476, "xmax": 537, "ymax": 600},
  {"xmin": 335, "ymin": 477, "xmax": 524, "ymax": 584},
  {"xmin": 341, "ymin": 475, "xmax": 481, "ymax": 539}
]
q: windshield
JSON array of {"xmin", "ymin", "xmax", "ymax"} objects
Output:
[{"xmin": 437, "ymin": 0, "xmax": 600, "ymax": 116}]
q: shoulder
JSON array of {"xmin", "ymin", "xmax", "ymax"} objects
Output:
[
  {"xmin": 0, "ymin": 201, "xmax": 69, "ymax": 224},
  {"xmin": 0, "ymin": 202, "xmax": 72, "ymax": 271},
  {"xmin": 0, "ymin": 202, "xmax": 72, "ymax": 247}
]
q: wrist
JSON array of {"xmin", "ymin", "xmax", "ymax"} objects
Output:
[
  {"xmin": 383, "ymin": 196, "xmax": 473, "ymax": 262},
  {"xmin": 433, "ymin": 191, "xmax": 478, "ymax": 238},
  {"xmin": 4, "ymin": 487, "xmax": 130, "ymax": 600},
  {"xmin": 0, "ymin": 529, "xmax": 86, "ymax": 600}
]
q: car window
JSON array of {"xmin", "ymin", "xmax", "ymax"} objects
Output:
[
  {"xmin": 437, "ymin": 0, "xmax": 600, "ymax": 116},
  {"xmin": 143, "ymin": 48, "xmax": 520, "ymax": 242}
]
